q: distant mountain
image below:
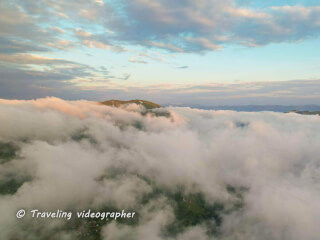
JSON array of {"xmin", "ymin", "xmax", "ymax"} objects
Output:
[
  {"xmin": 101, "ymin": 100, "xmax": 161, "ymax": 109},
  {"xmin": 100, "ymin": 100, "xmax": 320, "ymax": 113},
  {"xmin": 172, "ymin": 104, "xmax": 320, "ymax": 112},
  {"xmin": 287, "ymin": 110, "xmax": 320, "ymax": 115}
]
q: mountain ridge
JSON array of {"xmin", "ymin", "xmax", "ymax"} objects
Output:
[{"xmin": 100, "ymin": 99, "xmax": 161, "ymax": 109}]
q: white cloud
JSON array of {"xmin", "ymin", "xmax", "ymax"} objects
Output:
[{"xmin": 0, "ymin": 98, "xmax": 320, "ymax": 239}]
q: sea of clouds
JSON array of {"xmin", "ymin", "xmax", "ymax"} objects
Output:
[{"xmin": 0, "ymin": 97, "xmax": 320, "ymax": 240}]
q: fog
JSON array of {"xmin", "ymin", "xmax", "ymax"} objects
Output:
[{"xmin": 0, "ymin": 97, "xmax": 319, "ymax": 240}]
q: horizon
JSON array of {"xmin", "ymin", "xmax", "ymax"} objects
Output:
[{"xmin": 1, "ymin": 96, "xmax": 320, "ymax": 112}]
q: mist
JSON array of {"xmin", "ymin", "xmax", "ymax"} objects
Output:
[{"xmin": 0, "ymin": 97, "xmax": 319, "ymax": 240}]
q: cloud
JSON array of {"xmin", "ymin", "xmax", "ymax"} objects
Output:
[
  {"xmin": 137, "ymin": 53, "xmax": 164, "ymax": 62},
  {"xmin": 129, "ymin": 58, "xmax": 148, "ymax": 64},
  {"xmin": 0, "ymin": 98, "xmax": 320, "ymax": 239},
  {"xmin": 102, "ymin": 0, "xmax": 320, "ymax": 52},
  {"xmin": 74, "ymin": 29, "xmax": 126, "ymax": 52},
  {"xmin": 82, "ymin": 40, "xmax": 125, "ymax": 52},
  {"xmin": 2, "ymin": 0, "xmax": 320, "ymax": 55},
  {"xmin": 0, "ymin": 1, "xmax": 65, "ymax": 53},
  {"xmin": 1, "ymin": 75, "xmax": 320, "ymax": 105},
  {"xmin": 1, "ymin": 0, "xmax": 320, "ymax": 102},
  {"xmin": 120, "ymin": 73, "xmax": 131, "ymax": 80},
  {"xmin": 48, "ymin": 27, "xmax": 66, "ymax": 34},
  {"xmin": 0, "ymin": 54, "xmax": 120, "ymax": 99},
  {"xmin": 0, "ymin": 38, "xmax": 49, "ymax": 54},
  {"xmin": 0, "ymin": 53, "xmax": 72, "ymax": 65},
  {"xmin": 74, "ymin": 29, "xmax": 93, "ymax": 38},
  {"xmin": 177, "ymin": 66, "xmax": 189, "ymax": 69}
]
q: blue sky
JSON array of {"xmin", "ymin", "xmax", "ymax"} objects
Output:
[{"xmin": 0, "ymin": 0, "xmax": 320, "ymax": 105}]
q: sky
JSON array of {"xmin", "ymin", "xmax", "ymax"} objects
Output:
[{"xmin": 0, "ymin": 0, "xmax": 320, "ymax": 106}]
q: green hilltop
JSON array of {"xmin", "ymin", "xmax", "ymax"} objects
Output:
[{"xmin": 100, "ymin": 100, "xmax": 161, "ymax": 109}]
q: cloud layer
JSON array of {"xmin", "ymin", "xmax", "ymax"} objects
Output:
[
  {"xmin": 3, "ymin": 0, "xmax": 320, "ymax": 53},
  {"xmin": 0, "ymin": 98, "xmax": 320, "ymax": 239},
  {"xmin": 105, "ymin": 1, "xmax": 320, "ymax": 52}
]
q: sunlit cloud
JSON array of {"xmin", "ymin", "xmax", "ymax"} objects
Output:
[{"xmin": 0, "ymin": 98, "xmax": 320, "ymax": 239}]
